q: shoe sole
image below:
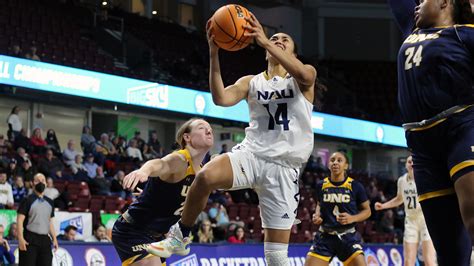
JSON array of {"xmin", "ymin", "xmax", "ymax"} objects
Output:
[{"xmin": 146, "ymin": 244, "xmax": 190, "ymax": 258}]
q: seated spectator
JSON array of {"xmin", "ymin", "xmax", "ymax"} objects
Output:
[
  {"xmin": 45, "ymin": 129, "xmax": 61, "ymax": 156},
  {"xmin": 0, "ymin": 172, "xmax": 13, "ymax": 209},
  {"xmin": 37, "ymin": 149, "xmax": 64, "ymax": 178},
  {"xmin": 12, "ymin": 176, "xmax": 27, "ymax": 203},
  {"xmin": 96, "ymin": 133, "xmax": 118, "ymax": 160},
  {"xmin": 70, "ymin": 154, "xmax": 89, "ymax": 180},
  {"xmin": 196, "ymin": 220, "xmax": 214, "ymax": 244},
  {"xmin": 15, "ymin": 147, "xmax": 32, "ymax": 167},
  {"xmin": 30, "ymin": 128, "xmax": 47, "ymax": 155},
  {"xmin": 18, "ymin": 160, "xmax": 35, "ymax": 183},
  {"xmin": 57, "ymin": 225, "xmax": 78, "ymax": 241},
  {"xmin": 131, "ymin": 131, "xmax": 145, "ymax": 151},
  {"xmin": 0, "ymin": 145, "xmax": 8, "ymax": 171},
  {"xmin": 44, "ymin": 177, "xmax": 60, "ymax": 200},
  {"xmin": 84, "ymin": 153, "xmax": 98, "ymax": 179},
  {"xmin": 112, "ymin": 136, "xmax": 126, "ymax": 157},
  {"xmin": 85, "ymin": 224, "xmax": 110, "ymax": 242},
  {"xmin": 208, "ymin": 201, "xmax": 230, "ymax": 228},
  {"xmin": 6, "ymin": 159, "xmax": 19, "ymax": 181},
  {"xmin": 148, "ymin": 131, "xmax": 163, "ymax": 158},
  {"xmin": 6, "ymin": 223, "xmax": 17, "ymax": 241},
  {"xmin": 126, "ymin": 139, "xmax": 143, "ymax": 161},
  {"xmin": 81, "ymin": 126, "xmax": 96, "ymax": 154},
  {"xmin": 8, "ymin": 44, "xmax": 23, "ymax": 58},
  {"xmin": 142, "ymin": 144, "xmax": 155, "ymax": 161},
  {"xmin": 110, "ymin": 170, "xmax": 128, "ymax": 199},
  {"xmin": 227, "ymin": 226, "xmax": 246, "ymax": 244},
  {"xmin": 63, "ymin": 140, "xmax": 80, "ymax": 166},
  {"xmin": 24, "ymin": 46, "xmax": 41, "ymax": 61},
  {"xmin": 14, "ymin": 131, "xmax": 31, "ymax": 154},
  {"xmin": 0, "ymin": 225, "xmax": 14, "ymax": 264},
  {"xmin": 89, "ymin": 167, "xmax": 111, "ymax": 196}
]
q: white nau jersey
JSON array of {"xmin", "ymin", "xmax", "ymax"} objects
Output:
[
  {"xmin": 398, "ymin": 173, "xmax": 423, "ymax": 218},
  {"xmin": 240, "ymin": 72, "xmax": 314, "ymax": 168}
]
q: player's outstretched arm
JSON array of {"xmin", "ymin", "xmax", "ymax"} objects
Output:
[
  {"xmin": 207, "ymin": 20, "xmax": 252, "ymax": 107},
  {"xmin": 122, "ymin": 153, "xmax": 187, "ymax": 191},
  {"xmin": 387, "ymin": 0, "xmax": 417, "ymax": 37},
  {"xmin": 243, "ymin": 13, "xmax": 316, "ymax": 89}
]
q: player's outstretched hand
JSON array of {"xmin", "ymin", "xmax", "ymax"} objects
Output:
[
  {"xmin": 206, "ymin": 19, "xmax": 219, "ymax": 54},
  {"xmin": 374, "ymin": 202, "xmax": 384, "ymax": 211},
  {"xmin": 123, "ymin": 170, "xmax": 149, "ymax": 191},
  {"xmin": 312, "ymin": 212, "xmax": 323, "ymax": 225}
]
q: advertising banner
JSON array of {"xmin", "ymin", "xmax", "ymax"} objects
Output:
[
  {"xmin": 8, "ymin": 243, "xmax": 403, "ymax": 266},
  {"xmin": 54, "ymin": 211, "xmax": 93, "ymax": 240},
  {"xmin": 0, "ymin": 55, "xmax": 406, "ymax": 147}
]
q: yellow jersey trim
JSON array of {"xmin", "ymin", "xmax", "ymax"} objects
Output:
[
  {"xmin": 343, "ymin": 250, "xmax": 364, "ymax": 266},
  {"xmin": 322, "ymin": 177, "xmax": 354, "ymax": 191},
  {"xmin": 307, "ymin": 252, "xmax": 331, "ymax": 262},
  {"xmin": 418, "ymin": 188, "xmax": 455, "ymax": 202},
  {"xmin": 122, "ymin": 255, "xmax": 140, "ymax": 266},
  {"xmin": 450, "ymin": 160, "xmax": 474, "ymax": 178},
  {"xmin": 263, "ymin": 71, "xmax": 270, "ymax": 80},
  {"xmin": 176, "ymin": 149, "xmax": 195, "ymax": 176}
]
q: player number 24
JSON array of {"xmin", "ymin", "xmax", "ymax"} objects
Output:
[{"xmin": 404, "ymin": 46, "xmax": 423, "ymax": 70}]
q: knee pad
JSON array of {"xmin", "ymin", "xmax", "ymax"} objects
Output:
[{"xmin": 264, "ymin": 242, "xmax": 289, "ymax": 266}]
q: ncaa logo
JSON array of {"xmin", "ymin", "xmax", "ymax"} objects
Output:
[
  {"xmin": 53, "ymin": 247, "xmax": 74, "ymax": 266},
  {"xmin": 85, "ymin": 248, "xmax": 106, "ymax": 266}
]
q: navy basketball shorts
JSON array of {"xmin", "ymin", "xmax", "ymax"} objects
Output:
[
  {"xmin": 405, "ymin": 109, "xmax": 474, "ymax": 201},
  {"xmin": 112, "ymin": 217, "xmax": 166, "ymax": 265},
  {"xmin": 307, "ymin": 231, "xmax": 364, "ymax": 264}
]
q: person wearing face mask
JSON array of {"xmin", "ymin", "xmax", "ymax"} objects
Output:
[{"xmin": 17, "ymin": 173, "xmax": 58, "ymax": 266}]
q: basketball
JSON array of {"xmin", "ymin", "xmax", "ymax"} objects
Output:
[{"xmin": 210, "ymin": 4, "xmax": 252, "ymax": 51}]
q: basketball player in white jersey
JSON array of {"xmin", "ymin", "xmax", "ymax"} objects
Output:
[
  {"xmin": 375, "ymin": 156, "xmax": 436, "ymax": 266},
  {"xmin": 143, "ymin": 13, "xmax": 316, "ymax": 266}
]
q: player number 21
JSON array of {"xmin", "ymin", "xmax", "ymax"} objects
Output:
[{"xmin": 404, "ymin": 46, "xmax": 423, "ymax": 70}]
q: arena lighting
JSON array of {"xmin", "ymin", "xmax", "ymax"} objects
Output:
[
  {"xmin": 102, "ymin": 1, "xmax": 108, "ymax": 6},
  {"xmin": 152, "ymin": 10, "xmax": 158, "ymax": 15},
  {"xmin": 0, "ymin": 55, "xmax": 407, "ymax": 147}
]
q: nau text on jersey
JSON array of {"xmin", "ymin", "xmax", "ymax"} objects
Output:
[
  {"xmin": 323, "ymin": 193, "xmax": 351, "ymax": 203},
  {"xmin": 403, "ymin": 32, "xmax": 441, "ymax": 44},
  {"xmin": 404, "ymin": 189, "xmax": 416, "ymax": 195},
  {"xmin": 257, "ymin": 89, "xmax": 294, "ymax": 101}
]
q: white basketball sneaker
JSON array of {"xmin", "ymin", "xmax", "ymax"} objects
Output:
[{"xmin": 146, "ymin": 223, "xmax": 192, "ymax": 258}]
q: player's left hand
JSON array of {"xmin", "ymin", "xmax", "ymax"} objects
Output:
[
  {"xmin": 243, "ymin": 13, "xmax": 267, "ymax": 47},
  {"xmin": 336, "ymin": 213, "xmax": 353, "ymax": 225},
  {"xmin": 53, "ymin": 239, "xmax": 59, "ymax": 251}
]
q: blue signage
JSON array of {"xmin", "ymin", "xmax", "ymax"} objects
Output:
[{"xmin": 0, "ymin": 55, "xmax": 406, "ymax": 147}]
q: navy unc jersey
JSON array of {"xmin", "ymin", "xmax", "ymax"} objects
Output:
[
  {"xmin": 112, "ymin": 149, "xmax": 196, "ymax": 265},
  {"xmin": 389, "ymin": 0, "xmax": 474, "ymax": 122},
  {"xmin": 127, "ymin": 149, "xmax": 195, "ymax": 233},
  {"xmin": 315, "ymin": 177, "xmax": 368, "ymax": 231}
]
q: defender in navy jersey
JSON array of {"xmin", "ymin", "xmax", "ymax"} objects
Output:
[
  {"xmin": 113, "ymin": 118, "xmax": 214, "ymax": 266},
  {"xmin": 306, "ymin": 152, "xmax": 371, "ymax": 266},
  {"xmin": 388, "ymin": 0, "xmax": 474, "ymax": 265}
]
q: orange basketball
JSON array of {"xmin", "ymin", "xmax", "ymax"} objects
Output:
[{"xmin": 210, "ymin": 4, "xmax": 252, "ymax": 51}]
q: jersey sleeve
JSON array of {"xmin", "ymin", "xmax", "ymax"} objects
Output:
[
  {"xmin": 459, "ymin": 26, "xmax": 474, "ymax": 56},
  {"xmin": 387, "ymin": 0, "xmax": 417, "ymax": 38},
  {"xmin": 17, "ymin": 197, "xmax": 29, "ymax": 216},
  {"xmin": 353, "ymin": 181, "xmax": 369, "ymax": 205}
]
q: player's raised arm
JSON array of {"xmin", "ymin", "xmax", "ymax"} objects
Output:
[
  {"xmin": 387, "ymin": 0, "xmax": 418, "ymax": 38},
  {"xmin": 122, "ymin": 152, "xmax": 187, "ymax": 191},
  {"xmin": 243, "ymin": 13, "xmax": 316, "ymax": 89},
  {"xmin": 375, "ymin": 177, "xmax": 404, "ymax": 210},
  {"xmin": 207, "ymin": 20, "xmax": 252, "ymax": 107}
]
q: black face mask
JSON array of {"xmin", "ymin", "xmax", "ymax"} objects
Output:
[{"xmin": 35, "ymin": 182, "xmax": 45, "ymax": 193}]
